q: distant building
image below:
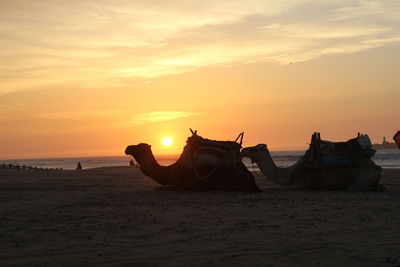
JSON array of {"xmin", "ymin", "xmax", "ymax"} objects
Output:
[{"xmin": 373, "ymin": 137, "xmax": 398, "ymax": 149}]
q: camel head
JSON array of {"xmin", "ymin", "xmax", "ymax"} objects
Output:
[
  {"xmin": 241, "ymin": 144, "xmax": 270, "ymax": 162},
  {"xmin": 125, "ymin": 143, "xmax": 152, "ymax": 163}
]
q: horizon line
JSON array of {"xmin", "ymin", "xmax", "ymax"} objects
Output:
[{"xmin": 0, "ymin": 149, "xmax": 309, "ymax": 161}]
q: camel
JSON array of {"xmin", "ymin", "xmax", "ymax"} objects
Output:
[
  {"xmin": 241, "ymin": 133, "xmax": 383, "ymax": 191},
  {"xmin": 125, "ymin": 132, "xmax": 261, "ymax": 192}
]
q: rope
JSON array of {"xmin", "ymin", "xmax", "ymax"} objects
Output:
[{"xmin": 191, "ymin": 149, "xmax": 221, "ymax": 180}]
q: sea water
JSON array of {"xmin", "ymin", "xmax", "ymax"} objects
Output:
[{"xmin": 1, "ymin": 149, "xmax": 399, "ymax": 170}]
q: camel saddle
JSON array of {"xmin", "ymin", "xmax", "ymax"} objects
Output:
[
  {"xmin": 180, "ymin": 131, "xmax": 244, "ymax": 170},
  {"xmin": 299, "ymin": 132, "xmax": 377, "ymax": 190}
]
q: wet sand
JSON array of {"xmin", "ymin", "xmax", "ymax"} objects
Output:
[{"xmin": 1, "ymin": 167, "xmax": 399, "ymax": 266}]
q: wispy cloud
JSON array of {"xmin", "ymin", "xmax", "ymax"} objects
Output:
[
  {"xmin": 34, "ymin": 110, "xmax": 125, "ymax": 120},
  {"xmin": 0, "ymin": 107, "xmax": 124, "ymax": 121},
  {"xmin": 0, "ymin": 103, "xmax": 25, "ymax": 119},
  {"xmin": 1, "ymin": 0, "xmax": 400, "ymax": 93},
  {"xmin": 0, "ymin": 107, "xmax": 202, "ymax": 126},
  {"xmin": 132, "ymin": 111, "xmax": 204, "ymax": 124}
]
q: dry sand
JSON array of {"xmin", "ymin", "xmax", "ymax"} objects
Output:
[{"xmin": 0, "ymin": 167, "xmax": 399, "ymax": 266}]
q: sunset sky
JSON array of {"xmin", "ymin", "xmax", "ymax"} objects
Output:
[{"xmin": 1, "ymin": 0, "xmax": 399, "ymax": 159}]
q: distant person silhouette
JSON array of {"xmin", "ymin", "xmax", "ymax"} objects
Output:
[{"xmin": 76, "ymin": 162, "xmax": 82, "ymax": 170}]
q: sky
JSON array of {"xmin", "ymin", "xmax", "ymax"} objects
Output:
[{"xmin": 0, "ymin": 0, "xmax": 399, "ymax": 159}]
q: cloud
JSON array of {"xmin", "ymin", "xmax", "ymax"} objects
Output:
[
  {"xmin": 1, "ymin": 0, "xmax": 400, "ymax": 93},
  {"xmin": 0, "ymin": 107, "xmax": 126, "ymax": 131},
  {"xmin": 132, "ymin": 111, "xmax": 204, "ymax": 124},
  {"xmin": 0, "ymin": 103, "xmax": 25, "ymax": 119},
  {"xmin": 34, "ymin": 110, "xmax": 125, "ymax": 120},
  {"xmin": 0, "ymin": 106, "xmax": 202, "ymax": 126}
]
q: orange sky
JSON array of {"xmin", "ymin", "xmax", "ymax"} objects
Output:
[{"xmin": 1, "ymin": 1, "xmax": 399, "ymax": 159}]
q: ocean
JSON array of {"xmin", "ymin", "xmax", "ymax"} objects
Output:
[{"xmin": 1, "ymin": 149, "xmax": 400, "ymax": 170}]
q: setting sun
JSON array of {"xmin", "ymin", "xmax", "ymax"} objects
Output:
[{"xmin": 162, "ymin": 137, "xmax": 173, "ymax": 146}]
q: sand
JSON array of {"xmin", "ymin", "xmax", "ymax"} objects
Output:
[{"xmin": 0, "ymin": 167, "xmax": 399, "ymax": 266}]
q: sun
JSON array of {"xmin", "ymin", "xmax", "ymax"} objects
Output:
[{"xmin": 162, "ymin": 137, "xmax": 173, "ymax": 146}]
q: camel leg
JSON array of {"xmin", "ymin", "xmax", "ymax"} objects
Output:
[
  {"xmin": 346, "ymin": 167, "xmax": 381, "ymax": 191},
  {"xmin": 273, "ymin": 168, "xmax": 294, "ymax": 186}
]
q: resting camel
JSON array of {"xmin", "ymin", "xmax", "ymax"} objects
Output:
[
  {"xmin": 125, "ymin": 134, "xmax": 261, "ymax": 192},
  {"xmin": 241, "ymin": 143, "xmax": 383, "ymax": 191}
]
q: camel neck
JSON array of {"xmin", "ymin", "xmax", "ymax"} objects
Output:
[
  {"xmin": 137, "ymin": 151, "xmax": 163, "ymax": 176},
  {"xmin": 255, "ymin": 155, "xmax": 278, "ymax": 178},
  {"xmin": 135, "ymin": 149, "xmax": 175, "ymax": 185},
  {"xmin": 254, "ymin": 154, "xmax": 294, "ymax": 186}
]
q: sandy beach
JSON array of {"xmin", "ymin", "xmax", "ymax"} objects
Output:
[{"xmin": 1, "ymin": 167, "xmax": 399, "ymax": 266}]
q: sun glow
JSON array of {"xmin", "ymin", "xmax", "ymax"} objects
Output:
[{"xmin": 162, "ymin": 137, "xmax": 173, "ymax": 146}]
